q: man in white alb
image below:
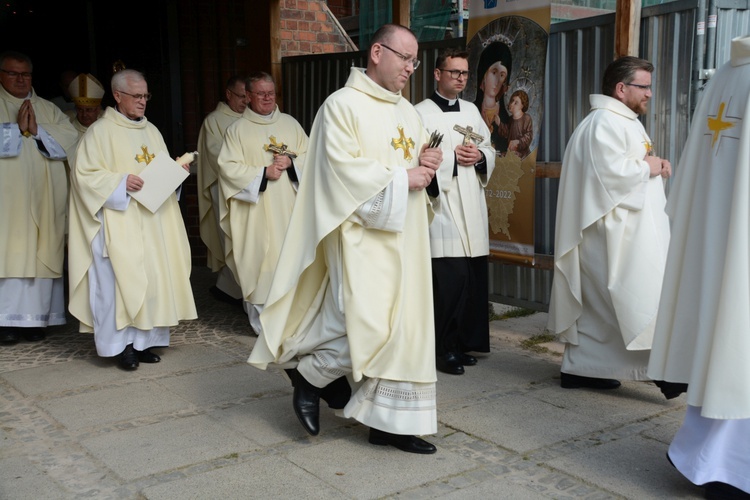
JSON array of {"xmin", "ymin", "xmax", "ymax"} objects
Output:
[
  {"xmin": 415, "ymin": 48, "xmax": 495, "ymax": 376},
  {"xmin": 196, "ymin": 75, "xmax": 247, "ymax": 305},
  {"xmin": 249, "ymin": 24, "xmax": 443, "ymax": 454},
  {"xmin": 548, "ymin": 56, "xmax": 671, "ymax": 389}
]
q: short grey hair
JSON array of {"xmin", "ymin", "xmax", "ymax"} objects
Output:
[{"xmin": 111, "ymin": 69, "xmax": 146, "ymax": 93}]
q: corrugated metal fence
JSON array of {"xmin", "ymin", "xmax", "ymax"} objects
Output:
[{"xmin": 282, "ymin": 0, "xmax": 743, "ymax": 311}]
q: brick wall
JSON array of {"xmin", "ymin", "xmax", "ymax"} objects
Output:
[{"xmin": 281, "ymin": 0, "xmax": 356, "ymax": 56}]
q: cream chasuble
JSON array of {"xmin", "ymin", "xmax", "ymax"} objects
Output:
[
  {"xmin": 548, "ymin": 95, "xmax": 670, "ymax": 378},
  {"xmin": 68, "ymin": 107, "xmax": 197, "ymax": 334},
  {"xmin": 249, "ymin": 67, "xmax": 437, "ymax": 386},
  {"xmin": 415, "ymin": 98, "xmax": 495, "ymax": 257},
  {"xmin": 217, "ymin": 105, "xmax": 308, "ymax": 305},
  {"xmin": 197, "ymin": 102, "xmax": 242, "ymax": 272},
  {"xmin": 0, "ymin": 86, "xmax": 78, "ymax": 280},
  {"xmin": 649, "ymin": 36, "xmax": 750, "ymax": 420}
]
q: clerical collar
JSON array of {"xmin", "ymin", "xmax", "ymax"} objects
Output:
[
  {"xmin": 115, "ymin": 106, "xmax": 145, "ymax": 122},
  {"xmin": 430, "ymin": 92, "xmax": 459, "ymax": 112}
]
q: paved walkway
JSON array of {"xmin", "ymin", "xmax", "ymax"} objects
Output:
[{"xmin": 0, "ymin": 267, "xmax": 702, "ymax": 499}]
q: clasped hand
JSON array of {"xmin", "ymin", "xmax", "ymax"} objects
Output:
[
  {"xmin": 266, "ymin": 154, "xmax": 292, "ymax": 180},
  {"xmin": 408, "ymin": 144, "xmax": 443, "ymax": 191},
  {"xmin": 17, "ymin": 100, "xmax": 37, "ymax": 136}
]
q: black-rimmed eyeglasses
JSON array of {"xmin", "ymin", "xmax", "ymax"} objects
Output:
[
  {"xmin": 380, "ymin": 43, "xmax": 421, "ymax": 69},
  {"xmin": 439, "ymin": 68, "xmax": 469, "ymax": 80},
  {"xmin": 0, "ymin": 69, "xmax": 32, "ymax": 79},
  {"xmin": 118, "ymin": 90, "xmax": 152, "ymax": 101}
]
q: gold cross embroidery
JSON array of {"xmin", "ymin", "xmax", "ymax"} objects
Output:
[
  {"xmin": 135, "ymin": 145, "xmax": 155, "ymax": 165},
  {"xmin": 707, "ymin": 102, "xmax": 735, "ymax": 149},
  {"xmin": 391, "ymin": 125, "xmax": 415, "ymax": 161}
]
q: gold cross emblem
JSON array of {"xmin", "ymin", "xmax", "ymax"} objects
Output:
[
  {"xmin": 707, "ymin": 102, "xmax": 736, "ymax": 149},
  {"xmin": 135, "ymin": 145, "xmax": 155, "ymax": 165},
  {"xmin": 391, "ymin": 125, "xmax": 415, "ymax": 161}
]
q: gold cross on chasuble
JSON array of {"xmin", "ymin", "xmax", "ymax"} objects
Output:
[
  {"xmin": 391, "ymin": 126, "xmax": 415, "ymax": 161},
  {"xmin": 135, "ymin": 145, "xmax": 155, "ymax": 165},
  {"xmin": 264, "ymin": 136, "xmax": 298, "ymax": 159},
  {"xmin": 707, "ymin": 102, "xmax": 736, "ymax": 149},
  {"xmin": 453, "ymin": 124, "xmax": 484, "ymax": 146}
]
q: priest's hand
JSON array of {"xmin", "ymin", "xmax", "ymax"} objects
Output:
[
  {"xmin": 407, "ymin": 165, "xmax": 436, "ymax": 190},
  {"xmin": 659, "ymin": 158, "xmax": 672, "ymax": 179},
  {"xmin": 126, "ymin": 174, "xmax": 144, "ymax": 192},
  {"xmin": 18, "ymin": 100, "xmax": 37, "ymax": 136},
  {"xmin": 455, "ymin": 143, "xmax": 481, "ymax": 166},
  {"xmin": 266, "ymin": 155, "xmax": 292, "ymax": 181},
  {"xmin": 645, "ymin": 155, "xmax": 671, "ymax": 178},
  {"xmin": 418, "ymin": 144, "xmax": 442, "ymax": 171}
]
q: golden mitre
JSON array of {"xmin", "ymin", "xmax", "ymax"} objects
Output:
[{"xmin": 68, "ymin": 73, "xmax": 105, "ymax": 107}]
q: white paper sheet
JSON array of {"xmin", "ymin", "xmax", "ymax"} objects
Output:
[{"xmin": 129, "ymin": 151, "xmax": 190, "ymax": 213}]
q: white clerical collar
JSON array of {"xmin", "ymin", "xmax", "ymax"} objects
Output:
[
  {"xmin": 435, "ymin": 91, "xmax": 458, "ymax": 106},
  {"xmin": 115, "ymin": 106, "xmax": 145, "ymax": 122}
]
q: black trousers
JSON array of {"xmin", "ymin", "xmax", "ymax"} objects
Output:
[{"xmin": 431, "ymin": 256, "xmax": 490, "ymax": 356}]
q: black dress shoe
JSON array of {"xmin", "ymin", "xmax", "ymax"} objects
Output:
[
  {"xmin": 368, "ymin": 428, "xmax": 437, "ymax": 455},
  {"xmin": 22, "ymin": 328, "xmax": 46, "ymax": 342},
  {"xmin": 0, "ymin": 328, "xmax": 20, "ymax": 344},
  {"xmin": 436, "ymin": 352, "xmax": 464, "ymax": 375},
  {"xmin": 560, "ymin": 372, "xmax": 620, "ymax": 389},
  {"xmin": 459, "ymin": 353, "xmax": 478, "ymax": 366},
  {"xmin": 654, "ymin": 380, "xmax": 688, "ymax": 400},
  {"xmin": 704, "ymin": 482, "xmax": 750, "ymax": 500},
  {"xmin": 320, "ymin": 376, "xmax": 351, "ymax": 409},
  {"xmin": 288, "ymin": 368, "xmax": 321, "ymax": 436},
  {"xmin": 286, "ymin": 369, "xmax": 351, "ymax": 410},
  {"xmin": 209, "ymin": 286, "xmax": 243, "ymax": 307},
  {"xmin": 119, "ymin": 345, "xmax": 139, "ymax": 371},
  {"xmin": 135, "ymin": 348, "xmax": 161, "ymax": 363}
]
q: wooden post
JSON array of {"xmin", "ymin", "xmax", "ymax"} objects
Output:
[
  {"xmin": 614, "ymin": 0, "xmax": 641, "ymax": 58},
  {"xmin": 392, "ymin": 0, "xmax": 410, "ymax": 28},
  {"xmin": 270, "ymin": 0, "xmax": 283, "ymax": 108}
]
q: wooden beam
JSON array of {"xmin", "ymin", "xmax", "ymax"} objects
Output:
[
  {"xmin": 392, "ymin": 0, "xmax": 410, "ymax": 27},
  {"xmin": 270, "ymin": 0, "xmax": 283, "ymax": 107},
  {"xmin": 614, "ymin": 0, "xmax": 641, "ymax": 58}
]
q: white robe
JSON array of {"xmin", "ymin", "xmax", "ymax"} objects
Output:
[
  {"xmin": 547, "ymin": 95, "xmax": 670, "ymax": 380},
  {"xmin": 196, "ymin": 102, "xmax": 242, "ymax": 274},
  {"xmin": 217, "ymin": 105, "xmax": 308, "ymax": 319},
  {"xmin": 0, "ymin": 86, "xmax": 78, "ymax": 327},
  {"xmin": 414, "ymin": 97, "xmax": 495, "ymax": 258},
  {"xmin": 249, "ymin": 67, "xmax": 438, "ymax": 435},
  {"xmin": 68, "ymin": 107, "xmax": 197, "ymax": 355},
  {"xmin": 648, "ymin": 36, "xmax": 750, "ymax": 494}
]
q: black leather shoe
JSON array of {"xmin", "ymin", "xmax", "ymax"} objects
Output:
[
  {"xmin": 288, "ymin": 368, "xmax": 321, "ymax": 436},
  {"xmin": 320, "ymin": 376, "xmax": 351, "ymax": 409},
  {"xmin": 209, "ymin": 286, "xmax": 243, "ymax": 307},
  {"xmin": 459, "ymin": 353, "xmax": 478, "ymax": 366},
  {"xmin": 0, "ymin": 328, "xmax": 20, "ymax": 344},
  {"xmin": 560, "ymin": 372, "xmax": 620, "ymax": 389},
  {"xmin": 22, "ymin": 328, "xmax": 46, "ymax": 342},
  {"xmin": 704, "ymin": 482, "xmax": 750, "ymax": 500},
  {"xmin": 368, "ymin": 428, "xmax": 437, "ymax": 455},
  {"xmin": 136, "ymin": 348, "xmax": 161, "ymax": 363},
  {"xmin": 119, "ymin": 345, "xmax": 139, "ymax": 371},
  {"xmin": 654, "ymin": 380, "xmax": 688, "ymax": 400},
  {"xmin": 436, "ymin": 352, "xmax": 464, "ymax": 375}
]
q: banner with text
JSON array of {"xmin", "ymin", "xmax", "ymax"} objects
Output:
[{"xmin": 466, "ymin": 0, "xmax": 550, "ymax": 265}]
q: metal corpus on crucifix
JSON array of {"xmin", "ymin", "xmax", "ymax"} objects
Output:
[
  {"xmin": 264, "ymin": 136, "xmax": 298, "ymax": 159},
  {"xmin": 135, "ymin": 145, "xmax": 155, "ymax": 165},
  {"xmin": 453, "ymin": 124, "xmax": 485, "ymax": 146}
]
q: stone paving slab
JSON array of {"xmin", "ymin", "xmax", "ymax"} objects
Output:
[{"xmin": 0, "ymin": 267, "xmax": 700, "ymax": 499}]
